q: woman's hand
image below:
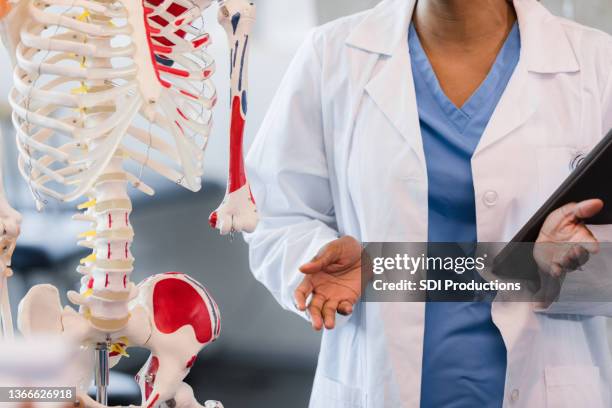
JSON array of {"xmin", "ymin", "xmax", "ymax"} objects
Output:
[
  {"xmin": 534, "ymin": 199, "xmax": 603, "ymax": 277},
  {"xmin": 295, "ymin": 236, "xmax": 362, "ymax": 331}
]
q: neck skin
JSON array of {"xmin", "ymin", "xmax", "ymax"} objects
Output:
[{"xmin": 413, "ymin": 0, "xmax": 517, "ymax": 51}]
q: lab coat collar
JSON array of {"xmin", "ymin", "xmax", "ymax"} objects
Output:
[
  {"xmin": 345, "ymin": 0, "xmax": 580, "ymax": 75},
  {"xmin": 515, "ymin": 0, "xmax": 580, "ymax": 73},
  {"xmin": 345, "ymin": 0, "xmax": 414, "ymax": 57}
]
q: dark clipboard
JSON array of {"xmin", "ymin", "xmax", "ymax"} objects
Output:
[{"xmin": 493, "ymin": 129, "xmax": 612, "ymax": 280}]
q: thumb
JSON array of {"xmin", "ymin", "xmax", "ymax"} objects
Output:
[
  {"xmin": 300, "ymin": 244, "xmax": 339, "ymax": 274},
  {"xmin": 574, "ymin": 199, "xmax": 604, "ymax": 221}
]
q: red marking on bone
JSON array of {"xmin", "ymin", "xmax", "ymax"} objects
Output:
[
  {"xmin": 107, "ymin": 243, "xmax": 111, "ymax": 259},
  {"xmin": 108, "ymin": 213, "xmax": 112, "ymax": 228},
  {"xmin": 175, "ymin": 29, "xmax": 186, "ymax": 38},
  {"xmin": 149, "ymin": 15, "xmax": 168, "ymax": 27},
  {"xmin": 152, "ymin": 278, "xmax": 213, "ymax": 344},
  {"xmin": 175, "ymin": 121, "xmax": 184, "ymax": 134},
  {"xmin": 249, "ymin": 188, "xmax": 256, "ymax": 204},
  {"xmin": 208, "ymin": 211, "xmax": 217, "ymax": 229},
  {"xmin": 203, "ymin": 69, "xmax": 212, "ymax": 78},
  {"xmin": 185, "ymin": 355, "xmax": 196, "ymax": 369},
  {"xmin": 123, "ymin": 274, "xmax": 127, "ymax": 288},
  {"xmin": 157, "ymin": 64, "xmax": 189, "ymax": 77},
  {"xmin": 125, "ymin": 242, "xmax": 129, "ymax": 259},
  {"xmin": 165, "ymin": 272, "xmax": 182, "ymax": 275},
  {"xmin": 228, "ymin": 96, "xmax": 247, "ymax": 193},
  {"xmin": 152, "ymin": 44, "xmax": 172, "ymax": 54},
  {"xmin": 87, "ymin": 277, "xmax": 94, "ymax": 289},
  {"xmin": 177, "ymin": 108, "xmax": 188, "ymax": 120},
  {"xmin": 175, "ymin": 18, "xmax": 184, "ymax": 26},
  {"xmin": 105, "ymin": 273, "xmax": 109, "ymax": 288},
  {"xmin": 152, "ymin": 36, "xmax": 174, "ymax": 47},
  {"xmin": 142, "ymin": 0, "xmax": 173, "ymax": 89},
  {"xmin": 167, "ymin": 2, "xmax": 187, "ymax": 16},
  {"xmin": 192, "ymin": 35, "xmax": 209, "ymax": 49},
  {"xmin": 144, "ymin": 356, "xmax": 159, "ymax": 400},
  {"xmin": 180, "ymin": 90, "xmax": 198, "ymax": 99},
  {"xmin": 147, "ymin": 394, "xmax": 159, "ymax": 408}
]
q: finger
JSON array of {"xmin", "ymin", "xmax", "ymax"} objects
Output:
[
  {"xmin": 561, "ymin": 244, "xmax": 589, "ymax": 272},
  {"xmin": 550, "ymin": 262, "xmax": 564, "ymax": 278},
  {"xmin": 294, "ymin": 279, "xmax": 314, "ymax": 311},
  {"xmin": 338, "ymin": 300, "xmax": 354, "ymax": 316},
  {"xmin": 322, "ymin": 300, "xmax": 339, "ymax": 330},
  {"xmin": 574, "ymin": 226, "xmax": 600, "ymax": 255},
  {"xmin": 300, "ymin": 245, "xmax": 339, "ymax": 275},
  {"xmin": 573, "ymin": 199, "xmax": 604, "ymax": 221},
  {"xmin": 308, "ymin": 294, "xmax": 326, "ymax": 331}
]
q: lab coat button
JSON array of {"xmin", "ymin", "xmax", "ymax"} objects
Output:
[
  {"xmin": 510, "ymin": 388, "xmax": 520, "ymax": 402},
  {"xmin": 483, "ymin": 191, "xmax": 499, "ymax": 207}
]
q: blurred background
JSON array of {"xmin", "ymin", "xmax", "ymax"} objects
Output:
[{"xmin": 0, "ymin": 0, "xmax": 611, "ymax": 406}]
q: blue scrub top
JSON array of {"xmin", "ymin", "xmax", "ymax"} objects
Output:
[{"xmin": 409, "ymin": 23, "xmax": 521, "ymax": 407}]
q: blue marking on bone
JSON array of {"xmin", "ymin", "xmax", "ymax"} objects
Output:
[
  {"xmin": 241, "ymin": 90, "xmax": 248, "ymax": 114},
  {"xmin": 233, "ymin": 40, "xmax": 238, "ymax": 68},
  {"xmin": 231, "ymin": 12, "xmax": 241, "ymax": 34},
  {"xmin": 155, "ymin": 54, "xmax": 174, "ymax": 67},
  {"xmin": 238, "ymin": 35, "xmax": 249, "ymax": 92},
  {"xmin": 229, "ymin": 49, "xmax": 233, "ymax": 75}
]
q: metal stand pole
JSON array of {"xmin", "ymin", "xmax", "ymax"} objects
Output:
[{"xmin": 95, "ymin": 339, "xmax": 110, "ymax": 405}]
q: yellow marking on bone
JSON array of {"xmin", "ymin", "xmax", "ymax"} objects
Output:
[
  {"xmin": 110, "ymin": 337, "xmax": 130, "ymax": 357},
  {"xmin": 78, "ymin": 198, "xmax": 96, "ymax": 210},
  {"xmin": 76, "ymin": 9, "xmax": 90, "ymax": 22},
  {"xmin": 78, "ymin": 230, "xmax": 97, "ymax": 238},
  {"xmin": 71, "ymin": 83, "xmax": 89, "ymax": 95},
  {"xmin": 80, "ymin": 253, "xmax": 96, "ymax": 264},
  {"xmin": 83, "ymin": 289, "xmax": 93, "ymax": 299}
]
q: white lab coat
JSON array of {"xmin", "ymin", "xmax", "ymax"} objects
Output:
[{"xmin": 244, "ymin": 0, "xmax": 612, "ymax": 406}]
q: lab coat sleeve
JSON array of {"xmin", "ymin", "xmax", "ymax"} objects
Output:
[{"xmin": 243, "ymin": 30, "xmax": 339, "ymax": 320}]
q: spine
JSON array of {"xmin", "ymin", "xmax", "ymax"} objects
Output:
[{"xmin": 74, "ymin": 156, "xmax": 135, "ymax": 332}]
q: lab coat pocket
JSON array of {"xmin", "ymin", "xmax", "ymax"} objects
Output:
[
  {"xmin": 535, "ymin": 146, "xmax": 580, "ymax": 202},
  {"xmin": 544, "ymin": 365, "xmax": 604, "ymax": 408},
  {"xmin": 310, "ymin": 375, "xmax": 364, "ymax": 408}
]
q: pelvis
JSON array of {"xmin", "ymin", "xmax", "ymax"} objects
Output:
[{"xmin": 17, "ymin": 272, "xmax": 222, "ymax": 408}]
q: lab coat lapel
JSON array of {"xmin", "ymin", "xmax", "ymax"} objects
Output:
[
  {"xmin": 346, "ymin": 0, "xmax": 426, "ymax": 166},
  {"xmin": 475, "ymin": 0, "xmax": 580, "ymax": 155},
  {"xmin": 473, "ymin": 62, "xmax": 539, "ymax": 157},
  {"xmin": 364, "ymin": 43, "xmax": 426, "ymax": 166}
]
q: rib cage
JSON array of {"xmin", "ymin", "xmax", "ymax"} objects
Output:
[{"xmin": 9, "ymin": 0, "xmax": 216, "ymax": 204}]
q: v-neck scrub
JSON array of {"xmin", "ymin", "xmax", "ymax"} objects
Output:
[{"xmin": 409, "ymin": 23, "xmax": 521, "ymax": 407}]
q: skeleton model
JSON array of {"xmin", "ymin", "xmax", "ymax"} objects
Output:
[{"xmin": 0, "ymin": 0, "xmax": 258, "ymax": 405}]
